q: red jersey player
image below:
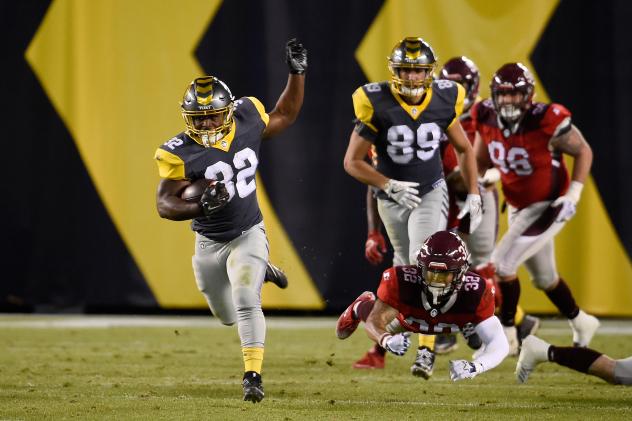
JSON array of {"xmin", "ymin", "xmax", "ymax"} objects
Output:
[
  {"xmin": 336, "ymin": 231, "xmax": 509, "ymax": 381},
  {"xmin": 472, "ymin": 62, "xmax": 599, "ymax": 354}
]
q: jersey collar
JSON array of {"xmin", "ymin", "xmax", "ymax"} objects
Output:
[
  {"xmin": 390, "ymin": 83, "xmax": 433, "ymax": 121},
  {"xmin": 421, "ymin": 288, "xmax": 459, "ymax": 315},
  {"xmin": 210, "ymin": 120, "xmax": 237, "ymax": 152}
]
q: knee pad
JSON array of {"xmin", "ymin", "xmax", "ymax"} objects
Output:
[
  {"xmin": 233, "ymin": 287, "xmax": 261, "ymax": 312},
  {"xmin": 531, "ymin": 275, "xmax": 557, "ymax": 290},
  {"xmin": 494, "ymin": 262, "xmax": 516, "ymax": 279}
]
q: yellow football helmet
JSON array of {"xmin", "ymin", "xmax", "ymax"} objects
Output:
[
  {"xmin": 181, "ymin": 76, "xmax": 235, "ymax": 147},
  {"xmin": 387, "ymin": 37, "xmax": 437, "ymax": 97}
]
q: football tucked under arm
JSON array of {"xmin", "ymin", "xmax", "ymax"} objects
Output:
[
  {"xmin": 181, "ymin": 178, "xmax": 215, "ymax": 202},
  {"xmin": 181, "ymin": 178, "xmax": 230, "ymax": 218}
]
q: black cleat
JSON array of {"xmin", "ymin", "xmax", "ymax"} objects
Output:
[
  {"xmin": 434, "ymin": 334, "xmax": 458, "ymax": 355},
  {"xmin": 517, "ymin": 315, "xmax": 541, "ymax": 343},
  {"xmin": 466, "ymin": 333, "xmax": 483, "ymax": 350},
  {"xmin": 462, "ymin": 323, "xmax": 482, "ymax": 350},
  {"xmin": 264, "ymin": 262, "xmax": 288, "ymax": 289},
  {"xmin": 242, "ymin": 371, "xmax": 264, "ymax": 403}
]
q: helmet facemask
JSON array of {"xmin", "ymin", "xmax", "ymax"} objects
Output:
[
  {"xmin": 492, "ymin": 88, "xmax": 530, "ymax": 124},
  {"xmin": 181, "ymin": 76, "xmax": 235, "ymax": 147},
  {"xmin": 420, "ymin": 262, "xmax": 464, "ymax": 307},
  {"xmin": 388, "ymin": 63, "xmax": 435, "ymax": 98},
  {"xmin": 416, "ymin": 230, "xmax": 471, "ymax": 308},
  {"xmin": 182, "ymin": 106, "xmax": 234, "ymax": 147},
  {"xmin": 490, "ymin": 63, "xmax": 535, "ymax": 126}
]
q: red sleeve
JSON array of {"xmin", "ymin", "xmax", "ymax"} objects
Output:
[
  {"xmin": 377, "ymin": 268, "xmax": 400, "ymax": 309},
  {"xmin": 474, "ymin": 277, "xmax": 496, "ymax": 322},
  {"xmin": 540, "ymin": 103, "xmax": 571, "ymax": 137},
  {"xmin": 469, "ymin": 101, "xmax": 480, "ymax": 132},
  {"xmin": 442, "ymin": 143, "xmax": 458, "ymax": 174},
  {"xmin": 460, "ymin": 117, "xmax": 476, "ymax": 145}
]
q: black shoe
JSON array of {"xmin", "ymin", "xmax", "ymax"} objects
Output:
[
  {"xmin": 434, "ymin": 334, "xmax": 458, "ymax": 355},
  {"xmin": 242, "ymin": 371, "xmax": 264, "ymax": 403},
  {"xmin": 517, "ymin": 315, "xmax": 540, "ymax": 342},
  {"xmin": 264, "ymin": 262, "xmax": 288, "ymax": 289}
]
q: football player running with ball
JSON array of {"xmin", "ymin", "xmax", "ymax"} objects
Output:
[
  {"xmin": 154, "ymin": 39, "xmax": 307, "ymax": 403},
  {"xmin": 343, "ymin": 37, "xmax": 482, "ymax": 379},
  {"xmin": 472, "ymin": 63, "xmax": 599, "ymax": 354},
  {"xmin": 336, "ymin": 231, "xmax": 509, "ymax": 381}
]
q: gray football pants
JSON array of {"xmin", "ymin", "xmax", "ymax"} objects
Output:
[
  {"xmin": 378, "ymin": 180, "xmax": 449, "ymax": 265},
  {"xmin": 192, "ymin": 221, "xmax": 268, "ymax": 348},
  {"xmin": 465, "ymin": 188, "xmax": 498, "ymax": 268},
  {"xmin": 615, "ymin": 357, "xmax": 632, "ymax": 385}
]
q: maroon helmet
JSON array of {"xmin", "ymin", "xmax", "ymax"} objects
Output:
[
  {"xmin": 490, "ymin": 62, "xmax": 535, "ymax": 123},
  {"xmin": 439, "ymin": 56, "xmax": 480, "ymax": 110},
  {"xmin": 417, "ymin": 231, "xmax": 470, "ymax": 306}
]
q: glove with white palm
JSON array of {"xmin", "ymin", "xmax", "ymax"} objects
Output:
[
  {"xmin": 457, "ymin": 193, "xmax": 483, "ymax": 233},
  {"xmin": 449, "ymin": 359, "xmax": 483, "ymax": 381},
  {"xmin": 379, "ymin": 332, "xmax": 411, "ymax": 356},
  {"xmin": 383, "ymin": 179, "xmax": 421, "ymax": 209},
  {"xmin": 551, "ymin": 181, "xmax": 583, "ymax": 223}
]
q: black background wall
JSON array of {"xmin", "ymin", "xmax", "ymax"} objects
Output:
[{"xmin": 1, "ymin": 0, "xmax": 630, "ymax": 313}]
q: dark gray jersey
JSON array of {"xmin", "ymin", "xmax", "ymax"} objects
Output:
[
  {"xmin": 352, "ymin": 80, "xmax": 465, "ymax": 199},
  {"xmin": 155, "ymin": 97, "xmax": 268, "ymax": 241}
]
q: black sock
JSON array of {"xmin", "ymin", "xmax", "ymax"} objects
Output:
[
  {"xmin": 548, "ymin": 346, "xmax": 602, "ymax": 373},
  {"xmin": 545, "ymin": 278, "xmax": 579, "ymax": 319},
  {"xmin": 370, "ymin": 343, "xmax": 387, "ymax": 356},
  {"xmin": 499, "ymin": 279, "xmax": 521, "ymax": 326}
]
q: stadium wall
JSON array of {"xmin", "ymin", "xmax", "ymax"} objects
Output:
[{"xmin": 1, "ymin": 0, "xmax": 630, "ymax": 315}]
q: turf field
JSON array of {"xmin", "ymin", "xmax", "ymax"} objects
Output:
[{"xmin": 1, "ymin": 315, "xmax": 631, "ymax": 420}]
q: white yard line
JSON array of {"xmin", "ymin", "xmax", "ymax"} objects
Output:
[{"xmin": 1, "ymin": 315, "xmax": 632, "ymax": 334}]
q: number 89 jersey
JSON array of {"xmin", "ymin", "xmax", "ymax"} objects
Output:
[
  {"xmin": 352, "ymin": 80, "xmax": 465, "ymax": 199},
  {"xmin": 154, "ymin": 97, "xmax": 268, "ymax": 242},
  {"xmin": 472, "ymin": 99, "xmax": 571, "ymax": 209}
]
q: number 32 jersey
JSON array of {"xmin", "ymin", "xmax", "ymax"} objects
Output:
[
  {"xmin": 472, "ymin": 99, "xmax": 571, "ymax": 209},
  {"xmin": 352, "ymin": 80, "xmax": 465, "ymax": 199},
  {"xmin": 377, "ymin": 265, "xmax": 495, "ymax": 334},
  {"xmin": 154, "ymin": 97, "xmax": 268, "ymax": 242}
]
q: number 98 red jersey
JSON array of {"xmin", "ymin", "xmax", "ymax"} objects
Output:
[
  {"xmin": 472, "ymin": 99, "xmax": 571, "ymax": 209},
  {"xmin": 376, "ymin": 265, "xmax": 495, "ymax": 334}
]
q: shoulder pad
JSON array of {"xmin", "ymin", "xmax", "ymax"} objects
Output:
[
  {"xmin": 154, "ymin": 146, "xmax": 185, "ymax": 180},
  {"xmin": 242, "ymin": 96, "xmax": 270, "ymax": 127}
]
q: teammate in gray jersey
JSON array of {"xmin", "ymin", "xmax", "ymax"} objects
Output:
[
  {"xmin": 343, "ymin": 37, "xmax": 483, "ymax": 379},
  {"xmin": 154, "ymin": 39, "xmax": 307, "ymax": 403},
  {"xmin": 517, "ymin": 335, "xmax": 632, "ymax": 385}
]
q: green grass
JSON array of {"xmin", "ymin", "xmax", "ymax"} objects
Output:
[{"xmin": 1, "ymin": 316, "xmax": 631, "ymax": 420}]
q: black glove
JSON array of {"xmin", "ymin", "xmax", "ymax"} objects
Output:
[
  {"xmin": 200, "ymin": 181, "xmax": 229, "ymax": 218},
  {"xmin": 286, "ymin": 38, "xmax": 307, "ymax": 74}
]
